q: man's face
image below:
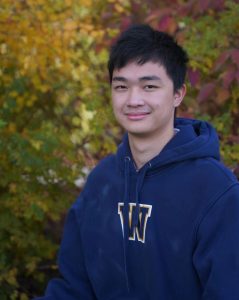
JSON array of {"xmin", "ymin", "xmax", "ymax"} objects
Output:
[{"xmin": 111, "ymin": 61, "xmax": 185, "ymax": 139}]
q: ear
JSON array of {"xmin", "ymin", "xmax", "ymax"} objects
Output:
[{"xmin": 173, "ymin": 84, "xmax": 186, "ymax": 107}]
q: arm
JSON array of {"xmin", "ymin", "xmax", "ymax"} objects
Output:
[
  {"xmin": 34, "ymin": 197, "xmax": 96, "ymax": 300},
  {"xmin": 193, "ymin": 184, "xmax": 239, "ymax": 300}
]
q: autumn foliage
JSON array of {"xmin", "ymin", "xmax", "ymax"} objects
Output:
[{"xmin": 0, "ymin": 0, "xmax": 238, "ymax": 298}]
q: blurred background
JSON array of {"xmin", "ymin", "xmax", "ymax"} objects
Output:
[{"xmin": 0, "ymin": 0, "xmax": 238, "ymax": 298}]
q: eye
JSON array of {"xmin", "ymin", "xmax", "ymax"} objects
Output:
[
  {"xmin": 144, "ymin": 85, "xmax": 158, "ymax": 91},
  {"xmin": 113, "ymin": 85, "xmax": 128, "ymax": 91}
]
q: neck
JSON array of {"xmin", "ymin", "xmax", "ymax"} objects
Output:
[{"xmin": 128, "ymin": 127, "xmax": 175, "ymax": 170}]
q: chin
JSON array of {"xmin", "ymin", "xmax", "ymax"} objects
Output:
[{"xmin": 127, "ymin": 129, "xmax": 150, "ymax": 137}]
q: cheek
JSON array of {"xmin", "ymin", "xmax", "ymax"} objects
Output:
[
  {"xmin": 112, "ymin": 101, "xmax": 123, "ymax": 119},
  {"xmin": 153, "ymin": 101, "xmax": 174, "ymax": 118},
  {"xmin": 153, "ymin": 93, "xmax": 175, "ymax": 109},
  {"xmin": 112, "ymin": 96, "xmax": 124, "ymax": 110},
  {"xmin": 112, "ymin": 100, "xmax": 119, "ymax": 112}
]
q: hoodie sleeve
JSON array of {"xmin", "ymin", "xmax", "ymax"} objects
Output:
[
  {"xmin": 193, "ymin": 183, "xmax": 239, "ymax": 300},
  {"xmin": 34, "ymin": 197, "xmax": 97, "ymax": 300}
]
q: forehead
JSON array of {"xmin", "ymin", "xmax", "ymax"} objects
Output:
[{"xmin": 112, "ymin": 61, "xmax": 170, "ymax": 82}]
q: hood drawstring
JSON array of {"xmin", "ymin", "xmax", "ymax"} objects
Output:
[
  {"xmin": 122, "ymin": 157, "xmax": 151, "ymax": 292},
  {"xmin": 132, "ymin": 162, "xmax": 151, "ymax": 228},
  {"xmin": 123, "ymin": 156, "xmax": 130, "ymax": 291}
]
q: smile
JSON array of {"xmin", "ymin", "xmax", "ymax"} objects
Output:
[{"xmin": 125, "ymin": 112, "xmax": 150, "ymax": 120}]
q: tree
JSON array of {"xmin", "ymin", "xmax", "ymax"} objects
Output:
[
  {"xmin": 136, "ymin": 0, "xmax": 239, "ymax": 171},
  {"xmin": 0, "ymin": 0, "xmax": 238, "ymax": 298},
  {"xmin": 0, "ymin": 0, "xmax": 129, "ymax": 298}
]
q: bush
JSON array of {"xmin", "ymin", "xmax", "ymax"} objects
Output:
[{"xmin": 0, "ymin": 0, "xmax": 238, "ymax": 298}]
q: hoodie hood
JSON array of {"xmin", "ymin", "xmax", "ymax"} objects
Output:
[{"xmin": 116, "ymin": 118, "xmax": 220, "ymax": 174}]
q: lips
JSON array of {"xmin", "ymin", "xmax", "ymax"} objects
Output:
[{"xmin": 125, "ymin": 112, "xmax": 150, "ymax": 120}]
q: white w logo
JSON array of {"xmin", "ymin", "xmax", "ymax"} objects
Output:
[{"xmin": 118, "ymin": 202, "xmax": 152, "ymax": 243}]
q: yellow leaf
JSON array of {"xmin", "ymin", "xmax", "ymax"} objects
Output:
[
  {"xmin": 26, "ymin": 260, "xmax": 37, "ymax": 273},
  {"xmin": 79, "ymin": 0, "xmax": 92, "ymax": 7},
  {"xmin": 115, "ymin": 3, "xmax": 124, "ymax": 13},
  {"xmin": 64, "ymin": 20, "xmax": 78, "ymax": 31},
  {"xmin": 6, "ymin": 268, "xmax": 18, "ymax": 286},
  {"xmin": 30, "ymin": 140, "xmax": 43, "ymax": 151},
  {"xmin": 65, "ymin": 0, "xmax": 73, "ymax": 6},
  {"xmin": 9, "ymin": 91, "xmax": 18, "ymax": 98},
  {"xmin": 16, "ymin": 96, "xmax": 25, "ymax": 109},
  {"xmin": 8, "ymin": 123, "xmax": 16, "ymax": 133},
  {"xmin": 1, "ymin": 43, "xmax": 7, "ymax": 54},
  {"xmin": 80, "ymin": 104, "xmax": 96, "ymax": 133},
  {"xmin": 9, "ymin": 183, "xmax": 17, "ymax": 194},
  {"xmin": 20, "ymin": 293, "xmax": 28, "ymax": 300},
  {"xmin": 72, "ymin": 116, "xmax": 81, "ymax": 126}
]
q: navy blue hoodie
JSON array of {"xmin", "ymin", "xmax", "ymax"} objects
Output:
[{"xmin": 36, "ymin": 118, "xmax": 239, "ymax": 300}]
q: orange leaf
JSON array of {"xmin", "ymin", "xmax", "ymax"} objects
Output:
[
  {"xmin": 197, "ymin": 83, "xmax": 216, "ymax": 103},
  {"xmin": 216, "ymin": 88, "xmax": 230, "ymax": 105}
]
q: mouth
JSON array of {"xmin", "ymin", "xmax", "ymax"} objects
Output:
[{"xmin": 125, "ymin": 112, "xmax": 150, "ymax": 120}]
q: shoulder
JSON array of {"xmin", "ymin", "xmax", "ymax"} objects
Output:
[
  {"xmin": 190, "ymin": 159, "xmax": 239, "ymax": 237},
  {"xmin": 197, "ymin": 158, "xmax": 238, "ymax": 185},
  {"xmin": 190, "ymin": 157, "xmax": 237, "ymax": 186},
  {"xmin": 72, "ymin": 154, "xmax": 118, "ymax": 212},
  {"xmin": 82, "ymin": 153, "xmax": 119, "ymax": 194},
  {"xmin": 192, "ymin": 157, "xmax": 239, "ymax": 218},
  {"xmin": 88, "ymin": 154, "xmax": 117, "ymax": 181},
  {"xmin": 180, "ymin": 157, "xmax": 238, "ymax": 211}
]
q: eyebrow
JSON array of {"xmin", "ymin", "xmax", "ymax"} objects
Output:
[
  {"xmin": 139, "ymin": 76, "xmax": 161, "ymax": 81},
  {"xmin": 112, "ymin": 75, "xmax": 162, "ymax": 82},
  {"xmin": 112, "ymin": 76, "xmax": 127, "ymax": 82}
]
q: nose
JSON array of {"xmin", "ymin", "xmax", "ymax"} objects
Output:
[{"xmin": 126, "ymin": 87, "xmax": 144, "ymax": 107}]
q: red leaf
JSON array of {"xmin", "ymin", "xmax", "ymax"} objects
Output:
[
  {"xmin": 157, "ymin": 15, "xmax": 177, "ymax": 34},
  {"xmin": 179, "ymin": 1, "xmax": 193, "ymax": 16},
  {"xmin": 197, "ymin": 83, "xmax": 216, "ymax": 103},
  {"xmin": 145, "ymin": 8, "xmax": 172, "ymax": 23},
  {"xmin": 231, "ymin": 49, "xmax": 239, "ymax": 68},
  {"xmin": 236, "ymin": 71, "xmax": 239, "ymax": 83},
  {"xmin": 120, "ymin": 17, "xmax": 132, "ymax": 31},
  {"xmin": 131, "ymin": 2, "xmax": 141, "ymax": 12},
  {"xmin": 211, "ymin": 0, "xmax": 225, "ymax": 11},
  {"xmin": 199, "ymin": 0, "xmax": 211, "ymax": 12},
  {"xmin": 221, "ymin": 66, "xmax": 236, "ymax": 88},
  {"xmin": 188, "ymin": 68, "xmax": 200, "ymax": 87},
  {"xmin": 213, "ymin": 51, "xmax": 230, "ymax": 71},
  {"xmin": 179, "ymin": 111, "xmax": 195, "ymax": 119}
]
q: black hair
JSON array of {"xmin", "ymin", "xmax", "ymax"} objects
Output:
[{"xmin": 108, "ymin": 24, "xmax": 189, "ymax": 92}]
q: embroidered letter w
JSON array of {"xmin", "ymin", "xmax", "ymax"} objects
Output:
[{"xmin": 118, "ymin": 203, "xmax": 152, "ymax": 243}]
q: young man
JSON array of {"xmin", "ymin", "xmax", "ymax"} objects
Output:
[{"xmin": 36, "ymin": 24, "xmax": 239, "ymax": 299}]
